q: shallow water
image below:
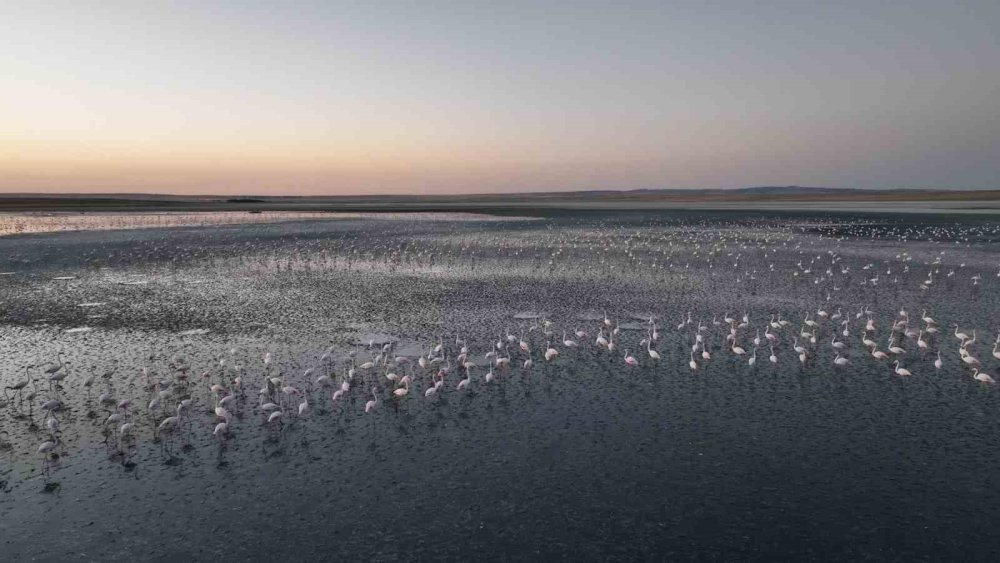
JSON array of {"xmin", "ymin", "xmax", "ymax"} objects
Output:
[{"xmin": 2, "ymin": 210, "xmax": 1000, "ymax": 560}]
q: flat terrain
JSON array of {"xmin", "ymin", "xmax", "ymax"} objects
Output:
[{"xmin": 3, "ymin": 187, "xmax": 1000, "ymax": 214}]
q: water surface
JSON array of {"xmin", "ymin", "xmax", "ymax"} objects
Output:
[{"xmin": 2, "ymin": 210, "xmax": 999, "ymax": 560}]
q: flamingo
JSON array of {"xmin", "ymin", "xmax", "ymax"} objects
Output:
[
  {"xmin": 158, "ymin": 416, "xmax": 180, "ymax": 433},
  {"xmin": 544, "ymin": 341, "xmax": 559, "ymax": 361},
  {"xmin": 215, "ymin": 404, "xmax": 232, "ymax": 424},
  {"xmin": 804, "ymin": 312, "xmax": 818, "ymax": 328},
  {"xmin": 862, "ymin": 333, "xmax": 876, "ymax": 348},
  {"xmin": 961, "ymin": 353, "xmax": 981, "ymax": 367},
  {"xmin": 42, "ymin": 352, "xmax": 65, "ymax": 378},
  {"xmin": 595, "ymin": 330, "xmax": 608, "ymax": 348},
  {"xmin": 973, "ymin": 369, "xmax": 996, "ymax": 384},
  {"xmin": 623, "ymin": 350, "xmax": 638, "ymax": 367},
  {"xmin": 562, "ymin": 332, "xmax": 577, "ymax": 348},
  {"xmin": 456, "ymin": 368, "xmax": 471, "ymax": 390},
  {"xmin": 38, "ymin": 437, "xmax": 58, "ymax": 456},
  {"xmin": 4, "ymin": 366, "xmax": 33, "ymax": 402},
  {"xmin": 331, "ymin": 387, "xmax": 345, "ymax": 402},
  {"xmin": 953, "ymin": 325, "xmax": 970, "ymax": 342},
  {"xmin": 646, "ymin": 340, "xmax": 660, "ymax": 361},
  {"xmin": 871, "ymin": 345, "xmax": 888, "ymax": 360}
]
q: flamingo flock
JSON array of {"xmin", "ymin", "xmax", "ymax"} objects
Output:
[
  {"xmin": 10, "ymin": 303, "xmax": 1000, "ymax": 473},
  {"xmin": 1, "ymin": 211, "xmax": 998, "ymax": 487}
]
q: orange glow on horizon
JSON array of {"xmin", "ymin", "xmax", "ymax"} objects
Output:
[{"xmin": 2, "ymin": 3, "xmax": 998, "ymax": 194}]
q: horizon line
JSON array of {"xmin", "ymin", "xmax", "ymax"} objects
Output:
[{"xmin": 2, "ymin": 185, "xmax": 999, "ymax": 200}]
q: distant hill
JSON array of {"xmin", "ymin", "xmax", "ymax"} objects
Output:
[
  {"xmin": 626, "ymin": 186, "xmax": 941, "ymax": 196},
  {"xmin": 737, "ymin": 186, "xmax": 867, "ymax": 195}
]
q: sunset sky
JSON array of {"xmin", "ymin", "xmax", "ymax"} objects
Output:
[{"xmin": 2, "ymin": 1, "xmax": 998, "ymax": 195}]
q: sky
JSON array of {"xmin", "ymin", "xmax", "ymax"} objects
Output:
[{"xmin": 1, "ymin": 1, "xmax": 998, "ymax": 196}]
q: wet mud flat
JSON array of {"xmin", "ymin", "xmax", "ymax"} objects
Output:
[{"xmin": 2, "ymin": 210, "xmax": 1000, "ymax": 560}]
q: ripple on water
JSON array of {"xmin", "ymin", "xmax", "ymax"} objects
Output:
[{"xmin": 0, "ymin": 210, "xmax": 999, "ymax": 561}]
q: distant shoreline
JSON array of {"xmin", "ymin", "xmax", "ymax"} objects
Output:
[{"xmin": 1, "ymin": 188, "xmax": 999, "ymax": 214}]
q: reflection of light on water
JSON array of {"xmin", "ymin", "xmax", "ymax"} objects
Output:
[
  {"xmin": 0, "ymin": 211, "xmax": 535, "ymax": 236},
  {"xmin": 0, "ymin": 211, "xmax": 998, "ymax": 560}
]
